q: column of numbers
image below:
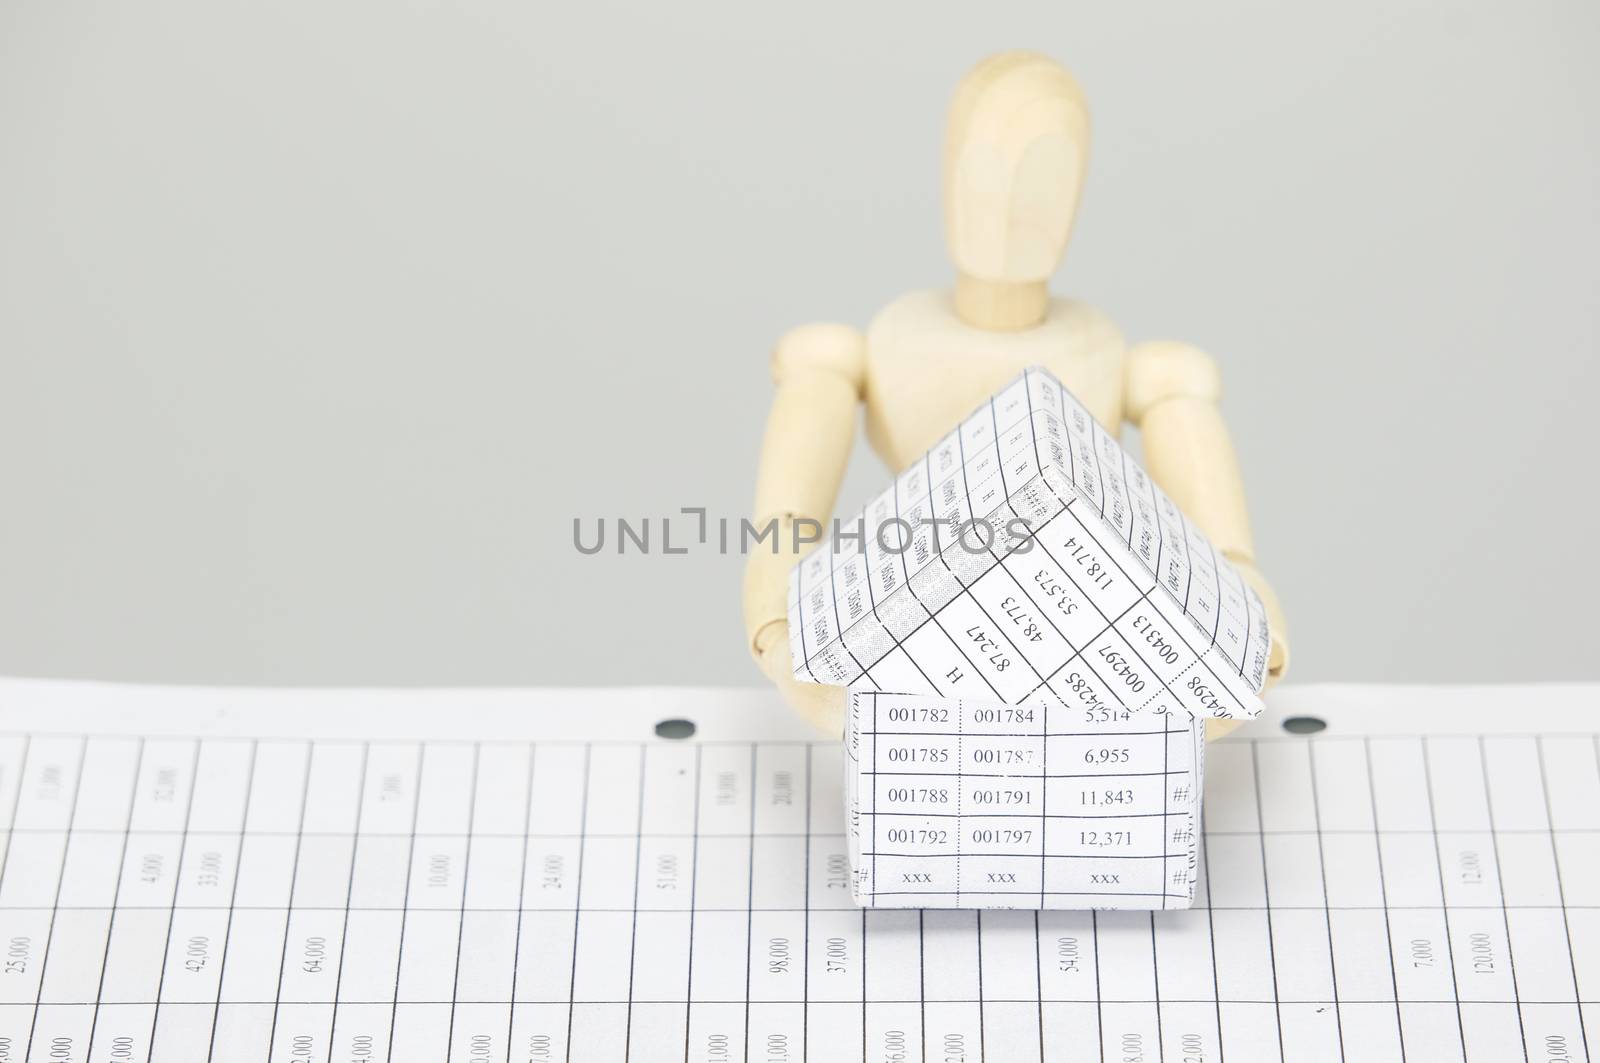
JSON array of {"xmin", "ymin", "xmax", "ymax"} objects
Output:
[
  {"xmin": 95, "ymin": 739, "xmax": 199, "ymax": 1060},
  {"xmin": 746, "ymin": 743, "xmax": 807, "ymax": 1061},
  {"xmin": 212, "ymin": 740, "xmax": 310, "ymax": 1058},
  {"xmin": 447, "ymin": 741, "xmax": 529, "ymax": 1062},
  {"xmin": 390, "ymin": 741, "xmax": 475, "ymax": 1061},
  {"xmin": 270, "ymin": 740, "xmax": 365, "ymax": 1060},
  {"xmin": 563, "ymin": 744, "xmax": 642, "ymax": 1062},
  {"xmin": 1483, "ymin": 736, "xmax": 1589, "ymax": 1062},
  {"xmin": 509, "ymin": 743, "xmax": 585, "ymax": 1063},
  {"xmin": 1200, "ymin": 738, "xmax": 1281, "ymax": 1056},
  {"xmin": 1254, "ymin": 739, "xmax": 1341, "ymax": 1062},
  {"xmin": 1313, "ymin": 737, "xmax": 1405, "ymax": 1059},
  {"xmin": 682, "ymin": 744, "xmax": 752, "ymax": 1062},
  {"xmin": 330, "ymin": 741, "xmax": 423, "ymax": 1061},
  {"xmin": 1425, "ymin": 736, "xmax": 1528, "ymax": 1060},
  {"xmin": 807, "ymin": 741, "xmax": 864, "ymax": 1060},
  {"xmin": 29, "ymin": 738, "xmax": 137, "ymax": 1062},
  {"xmin": 861, "ymin": 696, "xmax": 961, "ymax": 905},
  {"xmin": 0, "ymin": 737, "xmax": 84, "ymax": 1058},
  {"xmin": 1369, "ymin": 735, "xmax": 1467, "ymax": 1060},
  {"xmin": 1540, "ymin": 735, "xmax": 1600, "ymax": 1060},
  {"xmin": 956, "ymin": 703, "xmax": 1045, "ymax": 906},
  {"xmin": 626, "ymin": 741, "xmax": 698, "ymax": 1061},
  {"xmin": 149, "ymin": 738, "xmax": 253, "ymax": 1059},
  {"xmin": 1044, "ymin": 717, "xmax": 1183, "ymax": 904}
]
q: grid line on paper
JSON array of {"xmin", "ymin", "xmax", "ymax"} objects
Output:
[
  {"xmin": 1031, "ymin": 910, "xmax": 1044, "ymax": 1053},
  {"xmin": 1092, "ymin": 910, "xmax": 1104, "ymax": 1057},
  {"xmin": 919, "ymin": 912, "xmax": 928, "ymax": 1062},
  {"xmin": 1479, "ymin": 735, "xmax": 1530, "ymax": 1063},
  {"xmin": 443, "ymin": 741, "xmax": 482, "ymax": 1053},
  {"xmin": 1420, "ymin": 736, "xmax": 1469, "ymax": 1056},
  {"xmin": 1040, "ymin": 704, "xmax": 1048, "ymax": 910},
  {"xmin": 1200, "ymin": 807, "xmax": 1224, "ymax": 1062},
  {"xmin": 1363, "ymin": 737, "xmax": 1408, "ymax": 1061},
  {"xmin": 152, "ymin": 740, "xmax": 208, "ymax": 1049},
  {"xmin": 9, "ymin": 996, "xmax": 1600, "ymax": 1006},
  {"xmin": 974, "ymin": 910, "xmax": 986, "ymax": 1061},
  {"xmin": 0, "ymin": 824, "xmax": 1587, "ymax": 835},
  {"xmin": 1150, "ymin": 912, "xmax": 1164, "ymax": 1062},
  {"xmin": 1306, "ymin": 738, "xmax": 1347, "ymax": 1062},
  {"xmin": 1537, "ymin": 736, "xmax": 1594, "ymax": 1063},
  {"xmin": 625, "ymin": 743, "xmax": 648, "ymax": 1058},
  {"xmin": 564, "ymin": 743, "xmax": 593, "ymax": 1055},
  {"xmin": 744, "ymin": 741, "xmax": 757, "ymax": 1063},
  {"xmin": 955, "ymin": 702, "xmax": 962, "ymax": 903},
  {"xmin": 1161, "ymin": 713, "xmax": 1170, "ymax": 912},
  {"xmin": 682, "ymin": 742, "xmax": 703, "ymax": 1059},
  {"xmin": 504, "ymin": 741, "xmax": 537, "ymax": 1055},
  {"xmin": 802, "ymin": 743, "xmax": 811, "ymax": 1063},
  {"xmin": 24, "ymin": 736, "xmax": 88, "ymax": 1062},
  {"xmin": 1250, "ymin": 741, "xmax": 1288, "ymax": 1061},
  {"xmin": 12, "ymin": 729, "xmax": 1600, "ymax": 745},
  {"xmin": 9, "ymin": 901, "xmax": 1600, "ymax": 912},
  {"xmin": 386, "ymin": 742, "xmax": 428, "ymax": 1062},
  {"xmin": 872, "ymin": 695, "xmax": 879, "ymax": 916},
  {"xmin": 0, "ymin": 737, "xmax": 33, "ymax": 889},
  {"xmin": 860, "ymin": 893, "xmax": 868, "ymax": 1057},
  {"xmin": 325, "ymin": 740, "xmax": 371, "ymax": 1056},
  {"xmin": 203, "ymin": 739, "xmax": 255, "ymax": 1063},
  {"xmin": 264, "ymin": 740, "xmax": 315, "ymax": 1062}
]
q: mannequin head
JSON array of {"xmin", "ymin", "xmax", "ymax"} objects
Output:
[{"xmin": 944, "ymin": 52, "xmax": 1091, "ymax": 329}]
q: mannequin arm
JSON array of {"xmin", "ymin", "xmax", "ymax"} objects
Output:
[
  {"xmin": 741, "ymin": 323, "xmax": 867, "ymax": 733},
  {"xmin": 1125, "ymin": 342, "xmax": 1290, "ymax": 700}
]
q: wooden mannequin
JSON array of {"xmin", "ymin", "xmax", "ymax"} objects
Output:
[{"xmin": 742, "ymin": 51, "xmax": 1289, "ymax": 736}]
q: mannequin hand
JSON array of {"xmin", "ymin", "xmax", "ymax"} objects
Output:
[
  {"xmin": 1229, "ymin": 556, "xmax": 1290, "ymax": 687},
  {"xmin": 1202, "ymin": 556, "xmax": 1289, "ymax": 742},
  {"xmin": 751, "ymin": 619, "xmax": 848, "ymax": 736}
]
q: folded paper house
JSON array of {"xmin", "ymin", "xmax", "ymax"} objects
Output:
[{"xmin": 786, "ymin": 367, "xmax": 1271, "ymax": 910}]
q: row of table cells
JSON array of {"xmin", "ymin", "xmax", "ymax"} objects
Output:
[
  {"xmin": 862, "ymin": 850, "xmax": 1186, "ymax": 901},
  {"xmin": 864, "ymin": 810, "xmax": 1193, "ymax": 862},
  {"xmin": 868, "ymin": 768, "xmax": 1194, "ymax": 820},
  {"xmin": 862, "ymin": 693, "xmax": 1193, "ymax": 738},
  {"xmin": 863, "ymin": 724, "xmax": 1194, "ymax": 780}
]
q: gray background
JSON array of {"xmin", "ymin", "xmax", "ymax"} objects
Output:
[{"xmin": 1, "ymin": 2, "xmax": 1595, "ymax": 690}]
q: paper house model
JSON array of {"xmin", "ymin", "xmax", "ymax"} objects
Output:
[{"xmin": 786, "ymin": 367, "xmax": 1271, "ymax": 910}]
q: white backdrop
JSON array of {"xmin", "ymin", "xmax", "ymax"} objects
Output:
[{"xmin": 1, "ymin": 1, "xmax": 1595, "ymax": 689}]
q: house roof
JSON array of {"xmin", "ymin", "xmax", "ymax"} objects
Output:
[{"xmin": 787, "ymin": 366, "xmax": 1269, "ymax": 722}]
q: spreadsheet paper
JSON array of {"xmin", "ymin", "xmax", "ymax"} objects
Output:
[{"xmin": 0, "ymin": 679, "xmax": 1597, "ymax": 1063}]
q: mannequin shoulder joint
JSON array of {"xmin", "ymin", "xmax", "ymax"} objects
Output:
[
  {"xmin": 771, "ymin": 323, "xmax": 867, "ymax": 392},
  {"xmin": 1125, "ymin": 341, "xmax": 1221, "ymax": 422}
]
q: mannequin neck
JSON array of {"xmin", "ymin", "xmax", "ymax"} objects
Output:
[{"xmin": 953, "ymin": 274, "xmax": 1049, "ymax": 331}]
